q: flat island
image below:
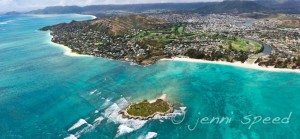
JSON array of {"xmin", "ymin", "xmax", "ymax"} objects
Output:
[{"xmin": 120, "ymin": 95, "xmax": 173, "ymax": 120}]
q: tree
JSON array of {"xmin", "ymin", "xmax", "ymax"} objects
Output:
[
  {"xmin": 186, "ymin": 49, "xmax": 205, "ymax": 59},
  {"xmin": 229, "ymin": 43, "xmax": 233, "ymax": 50}
]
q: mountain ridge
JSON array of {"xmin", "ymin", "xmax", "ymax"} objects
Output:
[
  {"xmin": 26, "ymin": 3, "xmax": 215, "ymax": 15},
  {"xmin": 196, "ymin": 1, "xmax": 273, "ymax": 14},
  {"xmin": 6, "ymin": 1, "xmax": 300, "ymax": 16}
]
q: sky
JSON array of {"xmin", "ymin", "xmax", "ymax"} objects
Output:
[{"xmin": 0, "ymin": 0, "xmax": 225, "ymax": 13}]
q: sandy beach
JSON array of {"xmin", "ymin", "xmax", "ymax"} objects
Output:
[
  {"xmin": 149, "ymin": 94, "xmax": 167, "ymax": 103},
  {"xmin": 161, "ymin": 57, "xmax": 300, "ymax": 73},
  {"xmin": 48, "ymin": 30, "xmax": 299, "ymax": 73},
  {"xmin": 90, "ymin": 15, "xmax": 97, "ymax": 19},
  {"xmin": 48, "ymin": 32, "xmax": 91, "ymax": 57},
  {"xmin": 45, "ymin": 14, "xmax": 96, "ymax": 57}
]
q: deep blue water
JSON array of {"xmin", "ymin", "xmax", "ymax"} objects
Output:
[{"xmin": 0, "ymin": 14, "xmax": 300, "ymax": 139}]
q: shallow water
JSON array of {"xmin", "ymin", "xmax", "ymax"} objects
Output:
[{"xmin": 0, "ymin": 14, "xmax": 300, "ymax": 139}]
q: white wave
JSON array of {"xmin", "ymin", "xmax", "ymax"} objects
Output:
[
  {"xmin": 104, "ymin": 103, "xmax": 121, "ymax": 123},
  {"xmin": 117, "ymin": 125, "xmax": 134, "ymax": 137},
  {"xmin": 152, "ymin": 108, "xmax": 186, "ymax": 120},
  {"xmin": 97, "ymin": 99, "xmax": 111, "ymax": 110},
  {"xmin": 94, "ymin": 116, "xmax": 104, "ymax": 123},
  {"xmin": 90, "ymin": 15, "xmax": 97, "ymax": 19},
  {"xmin": 138, "ymin": 132, "xmax": 158, "ymax": 139},
  {"xmin": 71, "ymin": 117, "xmax": 104, "ymax": 138},
  {"xmin": 103, "ymin": 98, "xmax": 130, "ymax": 123},
  {"xmin": 0, "ymin": 20, "xmax": 14, "ymax": 25},
  {"xmin": 74, "ymin": 124, "xmax": 92, "ymax": 138},
  {"xmin": 68, "ymin": 119, "xmax": 88, "ymax": 131},
  {"xmin": 115, "ymin": 98, "xmax": 129, "ymax": 109},
  {"xmin": 130, "ymin": 62, "xmax": 138, "ymax": 66},
  {"xmin": 180, "ymin": 107, "xmax": 187, "ymax": 111},
  {"xmin": 103, "ymin": 98, "xmax": 147, "ymax": 137},
  {"xmin": 64, "ymin": 134, "xmax": 77, "ymax": 139},
  {"xmin": 145, "ymin": 132, "xmax": 158, "ymax": 139},
  {"xmin": 89, "ymin": 89, "xmax": 97, "ymax": 95},
  {"xmin": 95, "ymin": 92, "xmax": 102, "ymax": 96},
  {"xmin": 66, "ymin": 98, "xmax": 137, "ymax": 138},
  {"xmin": 115, "ymin": 118, "xmax": 147, "ymax": 137}
]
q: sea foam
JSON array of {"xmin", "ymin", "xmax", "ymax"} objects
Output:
[
  {"xmin": 138, "ymin": 132, "xmax": 158, "ymax": 139},
  {"xmin": 0, "ymin": 20, "xmax": 14, "ymax": 25},
  {"xmin": 94, "ymin": 116, "xmax": 104, "ymax": 123},
  {"xmin": 68, "ymin": 116, "xmax": 104, "ymax": 138},
  {"xmin": 145, "ymin": 132, "xmax": 158, "ymax": 139},
  {"xmin": 64, "ymin": 134, "xmax": 77, "ymax": 139},
  {"xmin": 152, "ymin": 107, "xmax": 186, "ymax": 120},
  {"xmin": 89, "ymin": 89, "xmax": 97, "ymax": 95},
  {"xmin": 117, "ymin": 125, "xmax": 134, "ymax": 137},
  {"xmin": 68, "ymin": 119, "xmax": 88, "ymax": 131},
  {"xmin": 103, "ymin": 98, "xmax": 147, "ymax": 137}
]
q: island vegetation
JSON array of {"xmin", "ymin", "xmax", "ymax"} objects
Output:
[{"xmin": 120, "ymin": 96, "xmax": 173, "ymax": 120}]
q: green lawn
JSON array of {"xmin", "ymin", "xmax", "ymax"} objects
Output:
[
  {"xmin": 134, "ymin": 25, "xmax": 187, "ymax": 42},
  {"xmin": 222, "ymin": 37, "xmax": 262, "ymax": 53},
  {"xmin": 133, "ymin": 26, "xmax": 262, "ymax": 53},
  {"xmin": 177, "ymin": 26, "xmax": 184, "ymax": 35}
]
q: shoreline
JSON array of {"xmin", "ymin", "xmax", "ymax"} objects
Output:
[
  {"xmin": 161, "ymin": 57, "xmax": 300, "ymax": 73},
  {"xmin": 90, "ymin": 15, "xmax": 97, "ymax": 19},
  {"xmin": 47, "ymin": 32, "xmax": 92, "ymax": 57},
  {"xmin": 45, "ymin": 14, "xmax": 95, "ymax": 57},
  {"xmin": 149, "ymin": 94, "xmax": 167, "ymax": 103},
  {"xmin": 45, "ymin": 33, "xmax": 300, "ymax": 73},
  {"xmin": 39, "ymin": 13, "xmax": 300, "ymax": 73}
]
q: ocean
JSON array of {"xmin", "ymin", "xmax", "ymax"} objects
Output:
[{"xmin": 0, "ymin": 14, "xmax": 300, "ymax": 139}]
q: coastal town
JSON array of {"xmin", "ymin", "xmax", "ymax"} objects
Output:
[
  {"xmin": 41, "ymin": 13, "xmax": 300, "ymax": 69},
  {"xmin": 151, "ymin": 13, "xmax": 300, "ymax": 68}
]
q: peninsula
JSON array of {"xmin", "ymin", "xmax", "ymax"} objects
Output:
[{"xmin": 40, "ymin": 13, "xmax": 300, "ymax": 69}]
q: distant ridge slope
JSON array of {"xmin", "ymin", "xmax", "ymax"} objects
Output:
[
  {"xmin": 28, "ymin": 6, "xmax": 84, "ymax": 14},
  {"xmin": 27, "ymin": 3, "xmax": 214, "ymax": 15},
  {"xmin": 89, "ymin": 15, "xmax": 167, "ymax": 35},
  {"xmin": 41, "ymin": 15, "xmax": 166, "ymax": 36},
  {"xmin": 258, "ymin": 0, "xmax": 300, "ymax": 14},
  {"xmin": 196, "ymin": 1, "xmax": 273, "ymax": 14}
]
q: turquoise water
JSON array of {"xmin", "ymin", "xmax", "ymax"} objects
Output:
[{"xmin": 0, "ymin": 14, "xmax": 300, "ymax": 139}]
